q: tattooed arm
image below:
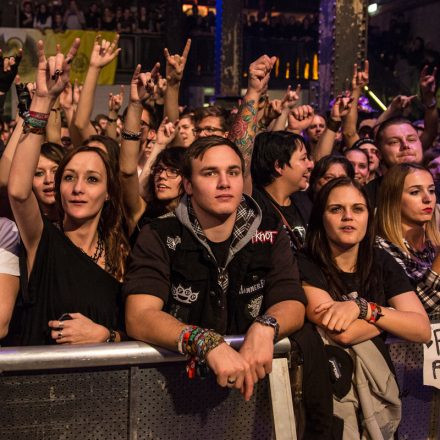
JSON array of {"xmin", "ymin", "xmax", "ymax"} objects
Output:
[{"xmin": 228, "ymin": 55, "xmax": 276, "ymax": 194}]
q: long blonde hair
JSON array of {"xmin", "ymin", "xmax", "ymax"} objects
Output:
[{"xmin": 376, "ymin": 163, "xmax": 440, "ymax": 254}]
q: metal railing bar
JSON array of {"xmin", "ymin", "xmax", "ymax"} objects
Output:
[{"xmin": 0, "ymin": 336, "xmax": 291, "ymax": 372}]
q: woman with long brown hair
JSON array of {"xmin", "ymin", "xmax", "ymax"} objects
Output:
[
  {"xmin": 298, "ymin": 177, "xmax": 430, "ymax": 438},
  {"xmin": 7, "ymin": 39, "xmax": 129, "ymax": 345}
]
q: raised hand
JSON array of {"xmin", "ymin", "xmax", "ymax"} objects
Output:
[
  {"xmin": 72, "ymin": 79, "xmax": 82, "ymax": 106},
  {"xmin": 155, "ymin": 116, "xmax": 176, "ymax": 146},
  {"xmin": 420, "ymin": 65, "xmax": 437, "ymax": 105},
  {"xmin": 281, "ymin": 84, "xmax": 301, "ymax": 110},
  {"xmin": 89, "ymin": 34, "xmax": 121, "ymax": 69},
  {"xmin": 248, "ymin": 55, "xmax": 277, "ymax": 96},
  {"xmin": 60, "ymin": 81, "xmax": 73, "ymax": 111},
  {"xmin": 35, "ymin": 39, "xmax": 80, "ymax": 101},
  {"xmin": 129, "ymin": 63, "xmax": 161, "ymax": 104},
  {"xmin": 331, "ymin": 91, "xmax": 354, "ymax": 121},
  {"xmin": 153, "ymin": 76, "xmax": 167, "ymax": 104},
  {"xmin": 352, "ymin": 60, "xmax": 369, "ymax": 92},
  {"xmin": 108, "ymin": 85, "xmax": 125, "ymax": 112},
  {"xmin": 0, "ymin": 48, "xmax": 22, "ymax": 94},
  {"xmin": 389, "ymin": 94, "xmax": 417, "ymax": 114},
  {"xmin": 288, "ymin": 104, "xmax": 315, "ymax": 132},
  {"xmin": 164, "ymin": 39, "xmax": 191, "ymax": 86}
]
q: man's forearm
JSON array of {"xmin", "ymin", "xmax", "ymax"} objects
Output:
[
  {"xmin": 228, "ymin": 90, "xmax": 260, "ymax": 174},
  {"xmin": 421, "ymin": 105, "xmax": 438, "ymax": 150},
  {"xmin": 265, "ymin": 300, "xmax": 305, "ymax": 339},
  {"xmin": 164, "ymin": 84, "xmax": 180, "ymax": 123},
  {"xmin": 126, "ymin": 302, "xmax": 186, "ymax": 351}
]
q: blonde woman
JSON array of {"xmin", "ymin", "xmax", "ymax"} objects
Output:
[
  {"xmin": 376, "ymin": 162, "xmax": 440, "ymax": 439},
  {"xmin": 376, "ymin": 163, "xmax": 440, "ymax": 317}
]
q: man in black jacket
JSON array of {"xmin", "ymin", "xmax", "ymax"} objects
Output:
[{"xmin": 124, "ymin": 136, "xmax": 306, "ymax": 401}]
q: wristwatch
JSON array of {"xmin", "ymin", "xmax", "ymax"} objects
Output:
[{"xmin": 254, "ymin": 314, "xmax": 280, "ymax": 343}]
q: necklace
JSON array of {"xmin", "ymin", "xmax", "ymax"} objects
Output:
[{"xmin": 79, "ymin": 235, "xmax": 105, "ymax": 264}]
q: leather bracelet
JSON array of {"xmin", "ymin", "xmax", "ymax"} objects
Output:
[
  {"xmin": 327, "ymin": 118, "xmax": 341, "ymax": 132},
  {"xmin": 354, "ymin": 297, "xmax": 369, "ymax": 320},
  {"xmin": 423, "ymin": 98, "xmax": 437, "ymax": 109},
  {"xmin": 121, "ymin": 129, "xmax": 141, "ymax": 141}
]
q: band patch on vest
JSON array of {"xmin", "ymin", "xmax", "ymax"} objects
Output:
[
  {"xmin": 251, "ymin": 229, "xmax": 278, "ymax": 244},
  {"xmin": 166, "ymin": 236, "xmax": 181, "ymax": 251},
  {"xmin": 239, "ymin": 279, "xmax": 265, "ymax": 295},
  {"xmin": 172, "ymin": 284, "xmax": 199, "ymax": 304},
  {"xmin": 247, "ymin": 295, "xmax": 263, "ymax": 318}
]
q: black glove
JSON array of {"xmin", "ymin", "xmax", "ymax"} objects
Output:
[{"xmin": 0, "ymin": 51, "xmax": 22, "ymax": 94}]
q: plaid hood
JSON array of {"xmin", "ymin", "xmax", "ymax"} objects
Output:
[{"xmin": 175, "ymin": 193, "xmax": 262, "ymax": 269}]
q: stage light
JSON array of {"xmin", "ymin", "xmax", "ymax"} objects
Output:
[{"xmin": 368, "ymin": 3, "xmax": 378, "ymax": 14}]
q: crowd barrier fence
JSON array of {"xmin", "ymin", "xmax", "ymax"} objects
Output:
[{"xmin": 0, "ymin": 337, "xmax": 296, "ymax": 440}]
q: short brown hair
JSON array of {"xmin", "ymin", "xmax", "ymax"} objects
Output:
[
  {"xmin": 375, "ymin": 116, "xmax": 415, "ymax": 149},
  {"xmin": 182, "ymin": 135, "xmax": 245, "ymax": 180}
]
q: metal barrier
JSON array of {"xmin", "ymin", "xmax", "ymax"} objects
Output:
[
  {"xmin": 387, "ymin": 337, "xmax": 440, "ymax": 440},
  {"xmin": 0, "ymin": 337, "xmax": 296, "ymax": 440}
]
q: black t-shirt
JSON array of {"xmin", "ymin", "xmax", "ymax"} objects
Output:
[
  {"xmin": 297, "ymin": 247, "xmax": 414, "ymax": 369},
  {"xmin": 13, "ymin": 218, "xmax": 122, "ymax": 346},
  {"xmin": 207, "ymin": 237, "xmax": 232, "ymax": 268},
  {"xmin": 252, "ymin": 188, "xmax": 309, "ymax": 246},
  {"xmin": 298, "ymin": 247, "xmax": 413, "ymax": 305}
]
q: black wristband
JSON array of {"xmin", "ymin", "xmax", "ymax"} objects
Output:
[
  {"xmin": 121, "ymin": 129, "xmax": 141, "ymax": 141},
  {"xmin": 354, "ymin": 297, "xmax": 368, "ymax": 320},
  {"xmin": 327, "ymin": 118, "xmax": 342, "ymax": 132}
]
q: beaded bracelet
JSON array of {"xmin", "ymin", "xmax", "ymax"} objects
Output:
[{"xmin": 177, "ymin": 325, "xmax": 225, "ymax": 379}]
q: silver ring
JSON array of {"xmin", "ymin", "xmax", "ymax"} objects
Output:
[
  {"xmin": 58, "ymin": 331, "xmax": 63, "ymax": 339},
  {"xmin": 227, "ymin": 377, "xmax": 236, "ymax": 384}
]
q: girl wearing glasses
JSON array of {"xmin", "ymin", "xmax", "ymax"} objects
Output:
[{"xmin": 120, "ymin": 65, "xmax": 186, "ymax": 242}]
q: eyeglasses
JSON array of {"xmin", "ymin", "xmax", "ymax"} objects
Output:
[
  {"xmin": 152, "ymin": 166, "xmax": 180, "ymax": 179},
  {"xmin": 140, "ymin": 120, "xmax": 152, "ymax": 129},
  {"xmin": 193, "ymin": 126, "xmax": 224, "ymax": 135}
]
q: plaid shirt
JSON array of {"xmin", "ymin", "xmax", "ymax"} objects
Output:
[{"xmin": 376, "ymin": 236, "xmax": 440, "ymax": 316}]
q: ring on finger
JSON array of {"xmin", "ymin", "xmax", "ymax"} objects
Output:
[
  {"xmin": 227, "ymin": 377, "xmax": 236, "ymax": 385},
  {"xmin": 57, "ymin": 331, "xmax": 63, "ymax": 339}
]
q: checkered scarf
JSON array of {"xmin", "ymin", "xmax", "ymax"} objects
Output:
[
  {"xmin": 376, "ymin": 236, "xmax": 440, "ymax": 316},
  {"xmin": 187, "ymin": 196, "xmax": 257, "ymax": 254},
  {"xmin": 187, "ymin": 196, "xmax": 257, "ymax": 292}
]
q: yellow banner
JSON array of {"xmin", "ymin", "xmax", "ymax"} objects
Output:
[{"xmin": 0, "ymin": 28, "xmax": 118, "ymax": 85}]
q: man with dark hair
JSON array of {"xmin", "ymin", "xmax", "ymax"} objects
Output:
[
  {"xmin": 250, "ymin": 131, "xmax": 313, "ymax": 249},
  {"xmin": 124, "ymin": 135, "xmax": 306, "ymax": 400},
  {"xmin": 193, "ymin": 106, "xmax": 231, "ymax": 138}
]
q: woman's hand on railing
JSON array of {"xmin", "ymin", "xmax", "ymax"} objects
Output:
[{"xmin": 48, "ymin": 313, "xmax": 112, "ymax": 344}]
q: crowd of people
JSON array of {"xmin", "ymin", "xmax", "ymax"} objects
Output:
[
  {"xmin": 0, "ymin": 28, "xmax": 439, "ymax": 439},
  {"xmin": 19, "ymin": 0, "xmax": 167, "ymax": 33}
]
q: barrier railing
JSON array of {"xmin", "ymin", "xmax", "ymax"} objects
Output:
[{"xmin": 0, "ymin": 337, "xmax": 296, "ymax": 440}]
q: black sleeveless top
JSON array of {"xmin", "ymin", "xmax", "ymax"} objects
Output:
[{"xmin": 14, "ymin": 218, "xmax": 122, "ymax": 346}]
